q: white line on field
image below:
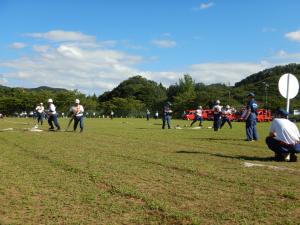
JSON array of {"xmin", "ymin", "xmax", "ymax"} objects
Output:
[{"xmin": 243, "ymin": 162, "xmax": 298, "ymax": 172}]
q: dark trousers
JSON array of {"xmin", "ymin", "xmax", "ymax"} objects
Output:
[
  {"xmin": 74, "ymin": 116, "xmax": 84, "ymax": 131},
  {"xmin": 48, "ymin": 114, "xmax": 60, "ymax": 130},
  {"xmin": 162, "ymin": 115, "xmax": 171, "ymax": 129},
  {"xmin": 266, "ymin": 136, "xmax": 300, "ymax": 154},
  {"xmin": 190, "ymin": 116, "xmax": 203, "ymax": 126},
  {"xmin": 246, "ymin": 119, "xmax": 258, "ymax": 140},
  {"xmin": 220, "ymin": 117, "xmax": 232, "ymax": 129},
  {"xmin": 213, "ymin": 114, "xmax": 221, "ymax": 131},
  {"xmin": 37, "ymin": 113, "xmax": 44, "ymax": 125}
]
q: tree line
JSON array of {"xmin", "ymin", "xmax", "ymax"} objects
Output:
[{"xmin": 1, "ymin": 63, "xmax": 300, "ymax": 117}]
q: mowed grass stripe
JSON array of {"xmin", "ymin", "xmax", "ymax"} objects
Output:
[
  {"xmin": 0, "ymin": 135, "xmax": 199, "ymax": 224},
  {"xmin": 0, "ymin": 118, "xmax": 299, "ymax": 224}
]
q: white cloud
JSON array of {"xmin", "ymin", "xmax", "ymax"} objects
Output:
[
  {"xmin": 0, "ymin": 74, "xmax": 7, "ymax": 85},
  {"xmin": 121, "ymin": 40, "xmax": 147, "ymax": 50},
  {"xmin": 285, "ymin": 30, "xmax": 300, "ymax": 42},
  {"xmin": 98, "ymin": 40, "xmax": 117, "ymax": 48},
  {"xmin": 141, "ymin": 62, "xmax": 269, "ymax": 88},
  {"xmin": 271, "ymin": 49, "xmax": 300, "ymax": 63},
  {"xmin": 162, "ymin": 32, "xmax": 171, "ymax": 37},
  {"xmin": 193, "ymin": 2, "xmax": 214, "ymax": 11},
  {"xmin": 57, "ymin": 45, "xmax": 84, "ymax": 59},
  {"xmin": 262, "ymin": 27, "xmax": 277, "ymax": 33},
  {"xmin": 1, "ymin": 42, "xmax": 143, "ymax": 93},
  {"xmin": 187, "ymin": 62, "xmax": 269, "ymax": 85},
  {"xmin": 32, "ymin": 45, "xmax": 50, "ymax": 53},
  {"xmin": 25, "ymin": 30, "xmax": 96, "ymax": 42},
  {"xmin": 151, "ymin": 39, "xmax": 177, "ymax": 48},
  {"xmin": 10, "ymin": 42, "xmax": 27, "ymax": 49},
  {"xmin": 2, "ymin": 30, "xmax": 295, "ymax": 94}
]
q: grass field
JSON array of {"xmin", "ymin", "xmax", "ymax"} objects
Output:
[{"xmin": 0, "ymin": 118, "xmax": 299, "ymax": 225}]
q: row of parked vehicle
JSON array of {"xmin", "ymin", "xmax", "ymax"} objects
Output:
[{"xmin": 183, "ymin": 108, "xmax": 272, "ymax": 122}]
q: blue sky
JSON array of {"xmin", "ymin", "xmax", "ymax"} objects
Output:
[{"xmin": 1, "ymin": 0, "xmax": 300, "ymax": 94}]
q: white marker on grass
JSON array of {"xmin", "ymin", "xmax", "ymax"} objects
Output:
[{"xmin": 278, "ymin": 73, "xmax": 299, "ymax": 117}]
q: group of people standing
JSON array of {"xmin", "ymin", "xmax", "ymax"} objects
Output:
[
  {"xmin": 35, "ymin": 98, "xmax": 84, "ymax": 132},
  {"xmin": 211, "ymin": 93, "xmax": 258, "ymax": 139},
  {"xmin": 161, "ymin": 92, "xmax": 299, "ymax": 162},
  {"xmin": 32, "ymin": 93, "xmax": 300, "ymax": 162},
  {"xmin": 189, "ymin": 100, "xmax": 233, "ymax": 131}
]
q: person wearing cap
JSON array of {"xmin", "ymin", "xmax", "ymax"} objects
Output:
[
  {"xmin": 162, "ymin": 102, "xmax": 172, "ymax": 129},
  {"xmin": 212, "ymin": 100, "xmax": 222, "ymax": 131},
  {"xmin": 47, "ymin": 99, "xmax": 61, "ymax": 131},
  {"xmin": 190, "ymin": 105, "xmax": 203, "ymax": 127},
  {"xmin": 243, "ymin": 92, "xmax": 258, "ymax": 141},
  {"xmin": 35, "ymin": 102, "xmax": 45, "ymax": 126},
  {"xmin": 70, "ymin": 99, "xmax": 84, "ymax": 132},
  {"xmin": 266, "ymin": 109, "xmax": 300, "ymax": 162}
]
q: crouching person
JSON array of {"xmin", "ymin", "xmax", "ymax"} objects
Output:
[
  {"xmin": 265, "ymin": 109, "xmax": 300, "ymax": 162},
  {"xmin": 70, "ymin": 99, "xmax": 84, "ymax": 132}
]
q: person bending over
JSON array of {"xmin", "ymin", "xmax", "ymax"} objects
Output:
[{"xmin": 265, "ymin": 109, "xmax": 300, "ymax": 162}]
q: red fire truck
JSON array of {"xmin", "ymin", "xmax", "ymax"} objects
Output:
[
  {"xmin": 184, "ymin": 108, "xmax": 272, "ymax": 122},
  {"xmin": 237, "ymin": 108, "xmax": 272, "ymax": 122}
]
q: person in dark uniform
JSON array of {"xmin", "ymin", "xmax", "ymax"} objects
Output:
[
  {"xmin": 162, "ymin": 102, "xmax": 172, "ymax": 129},
  {"xmin": 212, "ymin": 100, "xmax": 222, "ymax": 131},
  {"xmin": 243, "ymin": 92, "xmax": 258, "ymax": 141}
]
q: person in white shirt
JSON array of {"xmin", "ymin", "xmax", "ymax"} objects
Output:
[
  {"xmin": 35, "ymin": 102, "xmax": 45, "ymax": 126},
  {"xmin": 70, "ymin": 99, "xmax": 84, "ymax": 132},
  {"xmin": 266, "ymin": 109, "xmax": 300, "ymax": 162},
  {"xmin": 110, "ymin": 111, "xmax": 114, "ymax": 119},
  {"xmin": 154, "ymin": 111, "xmax": 159, "ymax": 120},
  {"xmin": 220, "ymin": 105, "xmax": 232, "ymax": 129},
  {"xmin": 47, "ymin": 99, "xmax": 61, "ymax": 131},
  {"xmin": 212, "ymin": 100, "xmax": 222, "ymax": 131},
  {"xmin": 146, "ymin": 109, "xmax": 150, "ymax": 121},
  {"xmin": 190, "ymin": 106, "xmax": 203, "ymax": 127}
]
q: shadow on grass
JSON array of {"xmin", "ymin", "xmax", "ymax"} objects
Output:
[
  {"xmin": 176, "ymin": 150, "xmax": 274, "ymax": 162},
  {"xmin": 152, "ymin": 123, "xmax": 162, "ymax": 126}
]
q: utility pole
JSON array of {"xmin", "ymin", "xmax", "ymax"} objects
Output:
[
  {"xmin": 262, "ymin": 82, "xmax": 269, "ymax": 121},
  {"xmin": 262, "ymin": 82, "xmax": 269, "ymax": 108}
]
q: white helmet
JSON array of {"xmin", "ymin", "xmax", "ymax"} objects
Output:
[
  {"xmin": 216, "ymin": 100, "xmax": 220, "ymax": 104},
  {"xmin": 40, "ymin": 102, "xmax": 43, "ymax": 105},
  {"xmin": 198, "ymin": 106, "xmax": 202, "ymax": 109},
  {"xmin": 75, "ymin": 99, "xmax": 80, "ymax": 104},
  {"xmin": 48, "ymin": 99, "xmax": 53, "ymax": 103},
  {"xmin": 226, "ymin": 105, "xmax": 230, "ymax": 109}
]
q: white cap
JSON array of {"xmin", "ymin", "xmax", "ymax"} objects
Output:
[
  {"xmin": 216, "ymin": 100, "xmax": 220, "ymax": 104},
  {"xmin": 75, "ymin": 99, "xmax": 80, "ymax": 104},
  {"xmin": 48, "ymin": 99, "xmax": 53, "ymax": 103},
  {"xmin": 40, "ymin": 102, "xmax": 43, "ymax": 105},
  {"xmin": 226, "ymin": 105, "xmax": 230, "ymax": 109}
]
